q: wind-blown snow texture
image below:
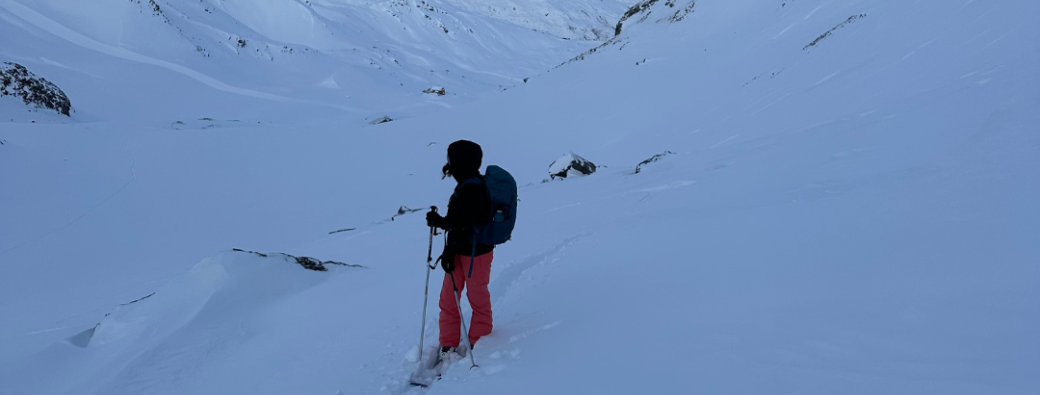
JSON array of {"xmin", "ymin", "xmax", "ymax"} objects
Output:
[{"xmin": 2, "ymin": 0, "xmax": 1039, "ymax": 394}]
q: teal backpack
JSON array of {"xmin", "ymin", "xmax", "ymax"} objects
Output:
[
  {"xmin": 458, "ymin": 165, "xmax": 518, "ymax": 246},
  {"xmin": 457, "ymin": 165, "xmax": 517, "ymax": 276}
]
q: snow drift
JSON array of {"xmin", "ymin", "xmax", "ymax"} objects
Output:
[{"xmin": 12, "ymin": 250, "xmax": 361, "ymax": 394}]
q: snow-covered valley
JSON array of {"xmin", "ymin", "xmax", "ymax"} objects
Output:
[{"xmin": 2, "ymin": 0, "xmax": 1038, "ymax": 394}]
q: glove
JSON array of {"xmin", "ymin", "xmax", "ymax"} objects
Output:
[
  {"xmin": 426, "ymin": 211, "xmax": 447, "ymax": 229},
  {"xmin": 440, "ymin": 253, "xmax": 455, "ymax": 273}
]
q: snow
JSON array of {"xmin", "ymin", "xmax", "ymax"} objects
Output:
[
  {"xmin": 2, "ymin": 0, "xmax": 1039, "ymax": 394},
  {"xmin": 13, "ymin": 250, "xmax": 353, "ymax": 394},
  {"xmin": 447, "ymin": 0, "xmax": 632, "ymax": 40}
]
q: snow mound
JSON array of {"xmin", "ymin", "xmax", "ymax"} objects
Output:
[
  {"xmin": 10, "ymin": 250, "xmax": 359, "ymax": 395},
  {"xmin": 82, "ymin": 250, "xmax": 353, "ymax": 348}
]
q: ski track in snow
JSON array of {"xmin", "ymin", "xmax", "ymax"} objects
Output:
[
  {"xmin": 710, "ymin": 135, "xmax": 739, "ymax": 149},
  {"xmin": 490, "ymin": 235, "xmax": 585, "ymax": 306},
  {"xmin": 0, "ymin": 135, "xmax": 137, "ymax": 258}
]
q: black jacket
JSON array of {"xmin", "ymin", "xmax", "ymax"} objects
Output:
[{"xmin": 443, "ymin": 178, "xmax": 494, "ymax": 258}]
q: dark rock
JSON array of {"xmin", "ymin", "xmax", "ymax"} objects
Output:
[
  {"xmin": 661, "ymin": 1, "xmax": 696, "ymax": 23},
  {"xmin": 120, "ymin": 293, "xmax": 156, "ymax": 306},
  {"xmin": 423, "ymin": 87, "xmax": 446, "ymax": 96},
  {"xmin": 615, "ymin": 0, "xmax": 658, "ymax": 36},
  {"xmin": 1, "ymin": 62, "xmax": 72, "ymax": 116},
  {"xmin": 293, "ymin": 256, "xmax": 326, "ymax": 271},
  {"xmin": 390, "ymin": 205, "xmax": 423, "ymax": 221},
  {"xmin": 555, "ymin": 36, "xmax": 624, "ymax": 68},
  {"xmin": 549, "ymin": 152, "xmax": 597, "ymax": 180},
  {"xmin": 232, "ymin": 248, "xmax": 365, "ymax": 271},
  {"xmin": 634, "ymin": 151, "xmax": 676, "ymax": 174},
  {"xmin": 323, "ymin": 260, "xmax": 364, "ymax": 268},
  {"xmin": 804, "ymin": 14, "xmax": 868, "ymax": 50},
  {"xmin": 233, "ymin": 248, "xmax": 268, "ymax": 258},
  {"xmin": 396, "ymin": 206, "xmax": 422, "ymax": 215}
]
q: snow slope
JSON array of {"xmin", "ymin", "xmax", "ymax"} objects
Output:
[
  {"xmin": 0, "ymin": 0, "xmax": 612, "ymax": 121},
  {"xmin": 447, "ymin": 0, "xmax": 631, "ymax": 40},
  {"xmin": 2, "ymin": 0, "xmax": 1039, "ymax": 394}
]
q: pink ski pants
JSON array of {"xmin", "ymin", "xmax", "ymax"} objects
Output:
[{"xmin": 439, "ymin": 251, "xmax": 493, "ymax": 347}]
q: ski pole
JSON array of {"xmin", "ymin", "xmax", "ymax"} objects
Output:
[
  {"xmin": 417, "ymin": 207, "xmax": 439, "ymax": 364},
  {"xmin": 448, "ymin": 273, "xmax": 479, "ymax": 370}
]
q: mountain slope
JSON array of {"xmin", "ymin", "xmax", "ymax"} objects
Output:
[
  {"xmin": 0, "ymin": 0, "xmax": 619, "ymax": 121},
  {"xmin": 1, "ymin": 0, "xmax": 1038, "ymax": 394}
]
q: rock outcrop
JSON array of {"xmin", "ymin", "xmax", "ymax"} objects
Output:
[
  {"xmin": 549, "ymin": 152, "xmax": 598, "ymax": 180},
  {"xmin": 1, "ymin": 62, "xmax": 72, "ymax": 116},
  {"xmin": 232, "ymin": 249, "xmax": 364, "ymax": 271}
]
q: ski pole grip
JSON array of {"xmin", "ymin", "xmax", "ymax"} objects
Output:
[{"xmin": 429, "ymin": 206, "xmax": 440, "ymax": 235}]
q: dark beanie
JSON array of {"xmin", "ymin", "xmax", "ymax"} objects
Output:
[{"xmin": 447, "ymin": 140, "xmax": 483, "ymax": 174}]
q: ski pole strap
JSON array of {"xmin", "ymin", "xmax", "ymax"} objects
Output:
[{"xmin": 468, "ymin": 230, "xmax": 477, "ymax": 278}]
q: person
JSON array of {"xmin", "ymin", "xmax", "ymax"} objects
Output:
[{"xmin": 426, "ymin": 140, "xmax": 494, "ymax": 357}]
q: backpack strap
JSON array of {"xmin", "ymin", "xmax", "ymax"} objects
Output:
[
  {"xmin": 459, "ymin": 176, "xmax": 483, "ymax": 187},
  {"xmin": 452, "ymin": 177, "xmax": 484, "ymax": 198}
]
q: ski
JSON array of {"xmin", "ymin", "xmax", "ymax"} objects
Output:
[
  {"xmin": 409, "ymin": 347, "xmax": 452, "ymax": 387},
  {"xmin": 409, "ymin": 346, "xmax": 467, "ymax": 387}
]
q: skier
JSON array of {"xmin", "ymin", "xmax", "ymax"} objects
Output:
[{"xmin": 426, "ymin": 140, "xmax": 495, "ymax": 358}]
